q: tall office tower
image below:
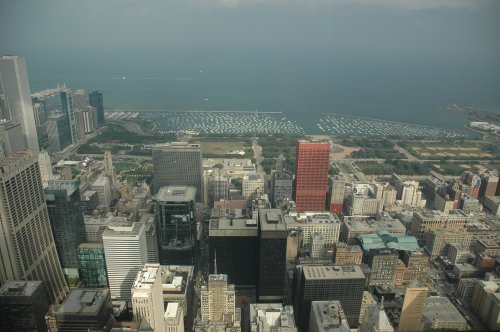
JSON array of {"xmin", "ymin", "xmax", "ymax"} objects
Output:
[
  {"xmin": 309, "ymin": 301, "xmax": 350, "ymax": 332},
  {"xmin": 200, "ymin": 274, "xmax": 238, "ymax": 325},
  {"xmin": 367, "ymin": 248, "xmax": 399, "ymax": 287},
  {"xmin": 328, "ymin": 175, "xmax": 345, "ymax": 214},
  {"xmin": 77, "ymin": 243, "xmax": 108, "ymax": 287},
  {"xmin": 0, "ymin": 119, "xmax": 26, "ymax": 158},
  {"xmin": 140, "ymin": 214, "xmax": 160, "ymax": 263},
  {"xmin": 46, "ymin": 112, "xmax": 72, "ymax": 153},
  {"xmin": 83, "ymin": 106, "xmax": 98, "ymax": 133},
  {"xmin": 271, "ymin": 170, "xmax": 293, "ymax": 207},
  {"xmin": 89, "ymin": 90, "xmax": 105, "ymax": 127},
  {"xmin": 102, "ymin": 221, "xmax": 147, "ymax": 301},
  {"xmin": 73, "ymin": 89, "xmax": 86, "ymax": 110},
  {"xmin": 91, "ymin": 176, "xmax": 112, "ymax": 206},
  {"xmin": 155, "ymin": 186, "xmax": 197, "ymax": 265},
  {"xmin": 398, "ymin": 282, "xmax": 427, "ymax": 332},
  {"xmin": 208, "ymin": 217, "xmax": 259, "ymax": 286},
  {"xmin": 31, "ymin": 85, "xmax": 77, "ymax": 144},
  {"xmin": 0, "ymin": 150, "xmax": 68, "ymax": 303},
  {"xmin": 38, "ymin": 150, "xmax": 55, "ymax": 188},
  {"xmin": 293, "ymin": 265, "xmax": 365, "ymax": 329},
  {"xmin": 152, "ymin": 142, "xmax": 202, "ymax": 201},
  {"xmin": 74, "ymin": 108, "xmax": 86, "ymax": 139},
  {"xmin": 45, "ymin": 180, "xmax": 86, "ymax": 275},
  {"xmin": 276, "ymin": 153, "xmax": 286, "ymax": 171},
  {"xmin": 0, "ymin": 56, "xmax": 39, "ymax": 153},
  {"xmin": 45, "ymin": 288, "xmax": 114, "ymax": 331},
  {"xmin": 0, "ymin": 95, "xmax": 8, "ymax": 119},
  {"xmin": 294, "ymin": 139, "xmax": 330, "ymax": 212},
  {"xmin": 131, "ymin": 264, "xmax": 165, "ymax": 331},
  {"xmin": 0, "ymin": 281, "xmax": 50, "ymax": 331},
  {"xmin": 358, "ymin": 300, "xmax": 393, "ymax": 332},
  {"xmin": 165, "ymin": 302, "xmax": 185, "ymax": 332},
  {"xmin": 32, "ymin": 102, "xmax": 45, "ymax": 131},
  {"xmin": 207, "ymin": 171, "xmax": 230, "ymax": 207},
  {"xmin": 258, "ymin": 209, "xmax": 287, "ymax": 302},
  {"xmin": 103, "ymin": 150, "xmax": 116, "ymax": 188},
  {"xmin": 479, "ymin": 174, "xmax": 499, "ymax": 199}
]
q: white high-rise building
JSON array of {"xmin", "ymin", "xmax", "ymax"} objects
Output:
[
  {"xmin": 309, "ymin": 232, "xmax": 325, "ymax": 258},
  {"xmin": 164, "ymin": 302, "xmax": 184, "ymax": 332},
  {"xmin": 242, "ymin": 173, "xmax": 264, "ymax": 198},
  {"xmin": 131, "ymin": 264, "xmax": 165, "ymax": 331},
  {"xmin": 0, "ymin": 150, "xmax": 68, "ymax": 303},
  {"xmin": 0, "ymin": 56, "xmax": 39, "ymax": 153},
  {"xmin": 102, "ymin": 221, "xmax": 147, "ymax": 301},
  {"xmin": 359, "ymin": 300, "xmax": 393, "ymax": 332}
]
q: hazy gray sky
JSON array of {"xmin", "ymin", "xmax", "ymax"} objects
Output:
[{"xmin": 1, "ymin": 0, "xmax": 499, "ymax": 60}]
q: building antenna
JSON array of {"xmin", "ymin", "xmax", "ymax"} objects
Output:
[{"xmin": 214, "ymin": 250, "xmax": 217, "ymax": 275}]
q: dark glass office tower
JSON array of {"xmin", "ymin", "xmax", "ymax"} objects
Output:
[
  {"xmin": 45, "ymin": 180, "xmax": 86, "ymax": 272},
  {"xmin": 152, "ymin": 142, "xmax": 202, "ymax": 201},
  {"xmin": 258, "ymin": 209, "xmax": 287, "ymax": 302},
  {"xmin": 293, "ymin": 265, "xmax": 365, "ymax": 330},
  {"xmin": 155, "ymin": 186, "xmax": 197, "ymax": 265},
  {"xmin": 208, "ymin": 218, "xmax": 259, "ymax": 286},
  {"xmin": 88, "ymin": 90, "xmax": 104, "ymax": 127}
]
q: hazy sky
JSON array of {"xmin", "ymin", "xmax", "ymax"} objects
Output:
[{"xmin": 1, "ymin": 0, "xmax": 500, "ymax": 61}]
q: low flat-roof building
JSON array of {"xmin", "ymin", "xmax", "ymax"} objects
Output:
[
  {"xmin": 422, "ymin": 296, "xmax": 467, "ymax": 331},
  {"xmin": 46, "ymin": 288, "xmax": 114, "ymax": 332},
  {"xmin": 249, "ymin": 303, "xmax": 297, "ymax": 331},
  {"xmin": 309, "ymin": 301, "xmax": 350, "ymax": 332},
  {"xmin": 341, "ymin": 217, "xmax": 406, "ymax": 245},
  {"xmin": 284, "ymin": 212, "xmax": 341, "ymax": 250},
  {"xmin": 356, "ymin": 230, "xmax": 420, "ymax": 255}
]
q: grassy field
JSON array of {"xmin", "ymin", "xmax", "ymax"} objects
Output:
[
  {"xmin": 197, "ymin": 141, "xmax": 249, "ymax": 156},
  {"xmin": 408, "ymin": 142, "xmax": 497, "ymax": 160}
]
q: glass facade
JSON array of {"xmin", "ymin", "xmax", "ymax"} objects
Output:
[
  {"xmin": 156, "ymin": 199, "xmax": 197, "ymax": 265},
  {"xmin": 78, "ymin": 244, "xmax": 108, "ymax": 287}
]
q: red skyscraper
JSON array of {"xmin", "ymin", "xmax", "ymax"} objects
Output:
[{"xmin": 294, "ymin": 139, "xmax": 330, "ymax": 212}]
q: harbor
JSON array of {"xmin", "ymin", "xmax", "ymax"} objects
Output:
[
  {"xmin": 104, "ymin": 110, "xmax": 472, "ymax": 138},
  {"xmin": 317, "ymin": 113, "xmax": 468, "ymax": 138}
]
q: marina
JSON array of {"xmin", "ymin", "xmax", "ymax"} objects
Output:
[
  {"xmin": 103, "ymin": 110, "xmax": 472, "ymax": 138},
  {"xmin": 317, "ymin": 113, "xmax": 469, "ymax": 138},
  {"xmin": 106, "ymin": 110, "xmax": 306, "ymax": 135}
]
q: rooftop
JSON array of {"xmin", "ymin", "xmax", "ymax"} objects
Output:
[
  {"xmin": 423, "ymin": 296, "xmax": 467, "ymax": 325},
  {"xmin": 356, "ymin": 230, "xmax": 420, "ymax": 253},
  {"xmin": 152, "ymin": 141, "xmax": 201, "ymax": 150},
  {"xmin": 260, "ymin": 209, "xmax": 286, "ymax": 232},
  {"xmin": 103, "ymin": 221, "xmax": 144, "ymax": 237},
  {"xmin": 250, "ymin": 303, "xmax": 297, "ymax": 331},
  {"xmin": 310, "ymin": 301, "xmax": 350, "ymax": 332},
  {"xmin": 156, "ymin": 186, "xmax": 196, "ymax": 202},
  {"xmin": 0, "ymin": 281, "xmax": 43, "ymax": 297},
  {"xmin": 302, "ymin": 265, "xmax": 365, "ymax": 281},
  {"xmin": 209, "ymin": 218, "xmax": 258, "ymax": 237},
  {"xmin": 342, "ymin": 218, "xmax": 406, "ymax": 232},
  {"xmin": 78, "ymin": 242, "xmax": 104, "ymax": 249},
  {"xmin": 46, "ymin": 180, "xmax": 78, "ymax": 196},
  {"xmin": 285, "ymin": 212, "xmax": 341, "ymax": 225},
  {"xmin": 57, "ymin": 288, "xmax": 109, "ymax": 316}
]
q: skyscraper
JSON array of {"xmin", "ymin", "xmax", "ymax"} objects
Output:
[
  {"xmin": 200, "ymin": 274, "xmax": 239, "ymax": 327},
  {"xmin": 155, "ymin": 186, "xmax": 197, "ymax": 265},
  {"xmin": 398, "ymin": 282, "xmax": 427, "ymax": 332},
  {"xmin": 104, "ymin": 150, "xmax": 116, "ymax": 188},
  {"xmin": 102, "ymin": 220, "xmax": 148, "ymax": 301},
  {"xmin": 131, "ymin": 264, "xmax": 165, "ymax": 331},
  {"xmin": 258, "ymin": 209, "xmax": 287, "ymax": 302},
  {"xmin": 294, "ymin": 265, "xmax": 365, "ymax": 329},
  {"xmin": 31, "ymin": 85, "xmax": 77, "ymax": 144},
  {"xmin": 45, "ymin": 180, "xmax": 86, "ymax": 275},
  {"xmin": 0, "ymin": 150, "xmax": 68, "ymax": 303},
  {"xmin": 0, "ymin": 56, "xmax": 39, "ymax": 153},
  {"xmin": 77, "ymin": 243, "xmax": 108, "ymax": 288},
  {"xmin": 46, "ymin": 112, "xmax": 72, "ymax": 153},
  {"xmin": 89, "ymin": 90, "xmax": 105, "ymax": 127},
  {"xmin": 294, "ymin": 139, "xmax": 330, "ymax": 212},
  {"xmin": 152, "ymin": 142, "xmax": 202, "ymax": 201}
]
